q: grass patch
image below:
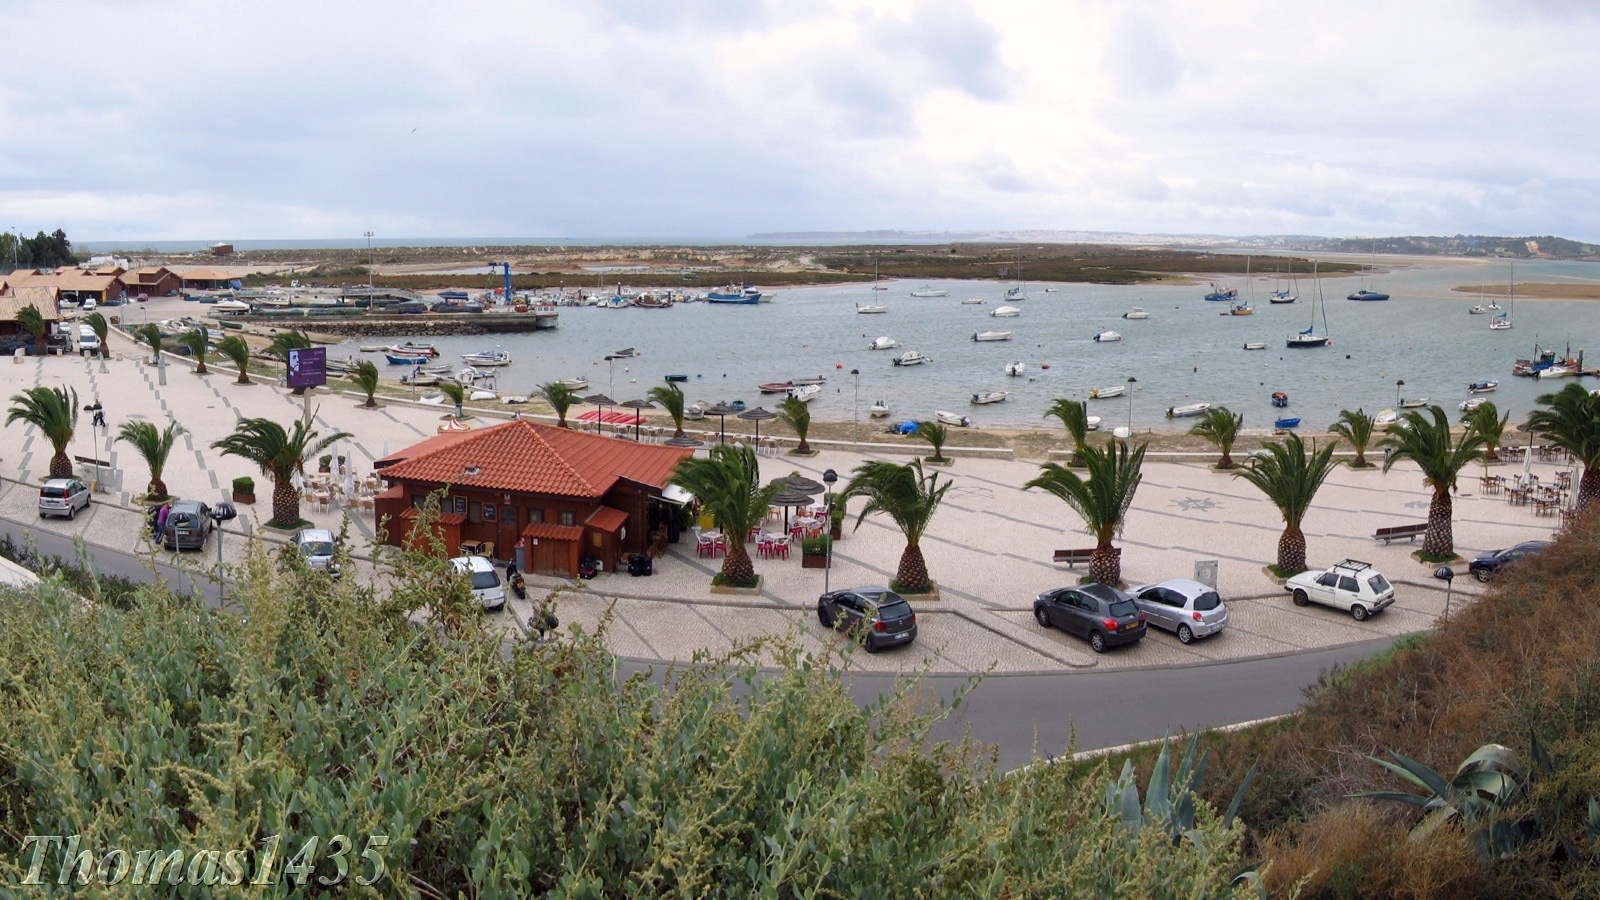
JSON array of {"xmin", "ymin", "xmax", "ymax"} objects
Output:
[
  {"xmin": 890, "ymin": 580, "xmax": 933, "ymax": 595},
  {"xmin": 1266, "ymin": 563, "xmax": 1308, "ymax": 579},
  {"xmin": 1413, "ymin": 549, "xmax": 1462, "ymax": 565},
  {"xmin": 711, "ymin": 572, "xmax": 759, "ymax": 590}
]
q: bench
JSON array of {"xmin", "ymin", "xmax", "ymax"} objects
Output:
[
  {"xmin": 1052, "ymin": 548, "xmax": 1096, "ymax": 568},
  {"xmin": 1373, "ymin": 523, "xmax": 1428, "ymax": 544}
]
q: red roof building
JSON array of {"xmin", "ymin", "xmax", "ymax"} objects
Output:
[{"xmin": 374, "ymin": 419, "xmax": 694, "ymax": 578}]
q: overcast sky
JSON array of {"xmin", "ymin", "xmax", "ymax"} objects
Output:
[{"xmin": 5, "ymin": 0, "xmax": 1598, "ymax": 244}]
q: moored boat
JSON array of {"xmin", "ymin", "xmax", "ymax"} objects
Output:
[
  {"xmin": 1271, "ymin": 392, "xmax": 1288, "ymax": 408},
  {"xmin": 664, "ymin": 374, "xmax": 689, "ymax": 383},
  {"xmin": 1165, "ymin": 402, "xmax": 1212, "ymax": 418},
  {"xmin": 684, "ymin": 403, "xmax": 705, "ymax": 420},
  {"xmin": 1122, "ymin": 307, "xmax": 1149, "ymax": 319},
  {"xmin": 791, "ymin": 375, "xmax": 828, "ymax": 385},
  {"xmin": 869, "ymin": 400, "xmax": 890, "ymax": 417},
  {"xmin": 892, "ymin": 350, "xmax": 931, "ymax": 367},
  {"xmin": 855, "ymin": 302, "xmax": 888, "ymax": 314},
  {"xmin": 960, "ymin": 298, "xmax": 985, "ymax": 305},
  {"xmin": 972, "ymin": 330, "xmax": 1013, "ymax": 342},
  {"xmin": 212, "ymin": 299, "xmax": 251, "ymax": 313},
  {"xmin": 1274, "ymin": 417, "xmax": 1301, "ymax": 429},
  {"xmin": 1489, "ymin": 312, "xmax": 1513, "ymax": 330},
  {"xmin": 758, "ymin": 381, "xmax": 794, "ymax": 393},
  {"xmin": 707, "ymin": 286, "xmax": 762, "ymax": 304},
  {"xmin": 1089, "ymin": 386, "xmax": 1123, "ymax": 399},
  {"xmin": 910, "ymin": 287, "xmax": 949, "ymax": 297},
  {"xmin": 1399, "ymin": 397, "xmax": 1429, "ymax": 408},
  {"xmin": 868, "ymin": 336, "xmax": 901, "ymax": 350},
  {"xmin": 787, "ymin": 383, "xmax": 822, "ymax": 403},
  {"xmin": 1468, "ymin": 380, "xmax": 1498, "ymax": 393},
  {"xmin": 1374, "ymin": 408, "xmax": 1399, "ymax": 426},
  {"xmin": 1460, "ymin": 397, "xmax": 1488, "ymax": 412},
  {"xmin": 1348, "ymin": 289, "xmax": 1390, "ymax": 301},
  {"xmin": 557, "ymin": 376, "xmax": 589, "ymax": 391},
  {"xmin": 1093, "ymin": 330, "xmax": 1122, "ymax": 342},
  {"xmin": 460, "ymin": 349, "xmax": 512, "ymax": 366},
  {"xmin": 1004, "ymin": 362, "xmax": 1026, "ymax": 377},
  {"xmin": 935, "ymin": 410, "xmax": 972, "ymax": 427},
  {"xmin": 989, "ymin": 305, "xmax": 1021, "ymax": 318},
  {"xmin": 1229, "ymin": 301, "xmax": 1253, "ymax": 315},
  {"xmin": 1243, "ymin": 341, "xmax": 1267, "ymax": 350},
  {"xmin": 1204, "ymin": 284, "xmax": 1238, "ymax": 301},
  {"xmin": 970, "ymin": 390, "xmax": 1008, "ymax": 405}
]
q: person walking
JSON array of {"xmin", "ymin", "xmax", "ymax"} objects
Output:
[
  {"xmin": 155, "ymin": 502, "xmax": 171, "ymax": 544},
  {"xmin": 90, "ymin": 402, "xmax": 106, "ymax": 430}
]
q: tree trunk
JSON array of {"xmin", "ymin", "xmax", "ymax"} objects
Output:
[
  {"xmin": 1277, "ymin": 525, "xmax": 1307, "ymax": 573},
  {"xmin": 895, "ymin": 543, "xmax": 930, "ymax": 591},
  {"xmin": 236, "ymin": 369, "xmax": 250, "ymax": 385},
  {"xmin": 148, "ymin": 479, "xmax": 168, "ymax": 502},
  {"xmin": 798, "ymin": 439, "xmax": 811, "ymax": 454},
  {"xmin": 1485, "ymin": 444, "xmax": 1499, "ymax": 461},
  {"xmin": 1218, "ymin": 450, "xmax": 1234, "ymax": 469},
  {"xmin": 49, "ymin": 451, "xmax": 72, "ymax": 479},
  {"xmin": 196, "ymin": 360, "xmax": 208, "ymax": 375},
  {"xmin": 720, "ymin": 546, "xmax": 756, "ymax": 586},
  {"xmin": 1353, "ymin": 448, "xmax": 1368, "ymax": 467},
  {"xmin": 1422, "ymin": 488, "xmax": 1454, "ymax": 558},
  {"xmin": 272, "ymin": 478, "xmax": 299, "ymax": 527},
  {"xmin": 1578, "ymin": 467, "xmax": 1600, "ymax": 512},
  {"xmin": 1088, "ymin": 544, "xmax": 1122, "ymax": 586}
]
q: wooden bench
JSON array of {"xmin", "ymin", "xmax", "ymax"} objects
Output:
[
  {"xmin": 1052, "ymin": 548, "xmax": 1096, "ymax": 568},
  {"xmin": 1373, "ymin": 523, "xmax": 1428, "ymax": 544}
]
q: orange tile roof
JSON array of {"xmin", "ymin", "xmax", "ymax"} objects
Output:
[
  {"xmin": 585, "ymin": 506, "xmax": 629, "ymax": 532},
  {"xmin": 378, "ymin": 419, "xmax": 693, "ymax": 499},
  {"xmin": 523, "ymin": 522, "xmax": 584, "ymax": 541}
]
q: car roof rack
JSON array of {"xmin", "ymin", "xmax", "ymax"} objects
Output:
[{"xmin": 1333, "ymin": 559, "xmax": 1373, "ymax": 572}]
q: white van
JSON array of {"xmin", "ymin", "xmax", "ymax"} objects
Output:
[
  {"xmin": 80, "ymin": 298, "xmax": 96, "ymax": 312},
  {"xmin": 77, "ymin": 324, "xmax": 100, "ymax": 355},
  {"xmin": 449, "ymin": 555, "xmax": 506, "ymax": 611}
]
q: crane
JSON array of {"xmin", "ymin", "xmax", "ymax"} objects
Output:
[{"xmin": 489, "ymin": 262, "xmax": 512, "ymax": 306}]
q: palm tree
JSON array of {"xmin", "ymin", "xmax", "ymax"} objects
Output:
[
  {"xmin": 6, "ymin": 386, "xmax": 78, "ymax": 478},
  {"xmin": 1044, "ymin": 398, "xmax": 1091, "ymax": 466},
  {"xmin": 438, "ymin": 381, "xmax": 466, "ymax": 419},
  {"xmin": 351, "ymin": 359, "xmax": 381, "ymax": 408},
  {"xmin": 914, "ymin": 419, "xmax": 949, "ymax": 463},
  {"xmin": 1462, "ymin": 400, "xmax": 1509, "ymax": 461},
  {"xmin": 1024, "ymin": 437, "xmax": 1147, "ymax": 585},
  {"xmin": 214, "ymin": 335, "xmax": 253, "ymax": 385},
  {"xmin": 839, "ymin": 459, "xmax": 951, "ymax": 593},
  {"xmin": 116, "ymin": 419, "xmax": 186, "ymax": 501},
  {"xmin": 212, "ymin": 417, "xmax": 352, "ymax": 528},
  {"xmin": 1330, "ymin": 408, "xmax": 1376, "ymax": 468},
  {"xmin": 1231, "ymin": 434, "xmax": 1341, "ymax": 574},
  {"xmin": 1528, "ymin": 382, "xmax": 1600, "ymax": 511},
  {"xmin": 266, "ymin": 330, "xmax": 312, "ymax": 395},
  {"xmin": 14, "ymin": 304, "xmax": 48, "ymax": 355},
  {"xmin": 1379, "ymin": 406, "xmax": 1486, "ymax": 558},
  {"xmin": 177, "ymin": 327, "xmax": 210, "ymax": 375},
  {"xmin": 1190, "ymin": 406, "xmax": 1244, "ymax": 469},
  {"xmin": 545, "ymin": 381, "xmax": 579, "ymax": 428},
  {"xmin": 82, "ymin": 311, "xmax": 110, "ymax": 359},
  {"xmin": 133, "ymin": 322, "xmax": 163, "ymax": 363},
  {"xmin": 646, "ymin": 384, "xmax": 687, "ymax": 439},
  {"xmin": 667, "ymin": 443, "xmax": 781, "ymax": 587},
  {"xmin": 776, "ymin": 395, "xmax": 813, "ymax": 454}
]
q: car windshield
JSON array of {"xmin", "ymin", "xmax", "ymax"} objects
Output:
[
  {"xmin": 876, "ymin": 600, "xmax": 913, "ymax": 620},
  {"xmin": 1108, "ymin": 599, "xmax": 1139, "ymax": 618},
  {"xmin": 1193, "ymin": 591, "xmax": 1222, "ymax": 611},
  {"xmin": 469, "ymin": 570, "xmax": 500, "ymax": 590},
  {"xmin": 1367, "ymin": 574, "xmax": 1392, "ymax": 593},
  {"xmin": 299, "ymin": 541, "xmax": 336, "ymax": 557}
]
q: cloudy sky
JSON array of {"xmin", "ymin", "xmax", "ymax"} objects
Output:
[{"xmin": 4, "ymin": 0, "xmax": 1598, "ymax": 243}]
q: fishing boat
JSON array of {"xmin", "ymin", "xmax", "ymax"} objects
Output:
[
  {"xmin": 1165, "ymin": 402, "xmax": 1212, "ymax": 418},
  {"xmin": 460, "ymin": 349, "xmax": 512, "ymax": 367},
  {"xmin": 787, "ymin": 383, "xmax": 822, "ymax": 403},
  {"xmin": 1243, "ymin": 342, "xmax": 1267, "ymax": 350},
  {"xmin": 1122, "ymin": 307, "xmax": 1149, "ymax": 319},
  {"xmin": 892, "ymin": 350, "xmax": 931, "ymax": 367},
  {"xmin": 1460, "ymin": 397, "xmax": 1488, "ymax": 412},
  {"xmin": 758, "ymin": 381, "xmax": 793, "ymax": 393},
  {"xmin": 910, "ymin": 287, "xmax": 949, "ymax": 298},
  {"xmin": 1204, "ymin": 284, "xmax": 1238, "ymax": 302},
  {"xmin": 1274, "ymin": 417, "xmax": 1301, "ymax": 429},
  {"xmin": 707, "ymin": 286, "xmax": 762, "ymax": 304},
  {"xmin": 868, "ymin": 336, "xmax": 901, "ymax": 350},
  {"xmin": 1399, "ymin": 397, "xmax": 1429, "ymax": 408},
  {"xmin": 855, "ymin": 302, "xmax": 888, "ymax": 314},
  {"xmin": 664, "ymin": 374, "xmax": 689, "ymax": 383},
  {"xmin": 1374, "ymin": 408, "xmax": 1399, "ymax": 426},
  {"xmin": 1468, "ymin": 381, "xmax": 1498, "ymax": 393},
  {"xmin": 1089, "ymin": 386, "xmax": 1124, "ymax": 399},
  {"xmin": 971, "ymin": 390, "xmax": 1009, "ymax": 405},
  {"xmin": 557, "ymin": 376, "xmax": 589, "ymax": 391},
  {"xmin": 1286, "ymin": 261, "xmax": 1332, "ymax": 348},
  {"xmin": 972, "ymin": 330, "xmax": 1014, "ymax": 342},
  {"xmin": 1271, "ymin": 392, "xmax": 1288, "ymax": 408},
  {"xmin": 960, "ymin": 297, "xmax": 985, "ymax": 305},
  {"xmin": 1004, "ymin": 362, "xmax": 1026, "ymax": 377},
  {"xmin": 1093, "ymin": 330, "xmax": 1123, "ymax": 342},
  {"xmin": 869, "ymin": 400, "xmax": 890, "ymax": 417},
  {"xmin": 990, "ymin": 305, "xmax": 1021, "ymax": 318},
  {"xmin": 935, "ymin": 410, "xmax": 972, "ymax": 427}
]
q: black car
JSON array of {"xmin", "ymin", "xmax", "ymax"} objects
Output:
[
  {"xmin": 1033, "ymin": 582, "xmax": 1147, "ymax": 653},
  {"xmin": 817, "ymin": 587, "xmax": 918, "ymax": 652},
  {"xmin": 1468, "ymin": 540, "xmax": 1550, "ymax": 582}
]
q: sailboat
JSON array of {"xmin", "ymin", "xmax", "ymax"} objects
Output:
[
  {"xmin": 1489, "ymin": 260, "xmax": 1514, "ymax": 330},
  {"xmin": 871, "ymin": 256, "xmax": 888, "ymax": 290},
  {"xmin": 1268, "ymin": 261, "xmax": 1298, "ymax": 303},
  {"xmin": 1006, "ymin": 251, "xmax": 1028, "ymax": 301},
  {"xmin": 1286, "ymin": 261, "xmax": 1331, "ymax": 348},
  {"xmin": 1347, "ymin": 240, "xmax": 1390, "ymax": 301}
]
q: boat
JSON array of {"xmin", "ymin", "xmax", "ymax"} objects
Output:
[
  {"xmin": 910, "ymin": 287, "xmax": 949, "ymax": 298},
  {"xmin": 1468, "ymin": 381, "xmax": 1498, "ymax": 393},
  {"xmin": 437, "ymin": 290, "xmax": 469, "ymax": 302},
  {"xmin": 1469, "ymin": 300, "xmax": 1500, "ymax": 315},
  {"xmin": 1271, "ymin": 392, "xmax": 1288, "ymax": 408},
  {"xmin": 1165, "ymin": 402, "xmax": 1211, "ymax": 418},
  {"xmin": 664, "ymin": 374, "xmax": 689, "ymax": 383},
  {"xmin": 935, "ymin": 410, "xmax": 972, "ymax": 427},
  {"xmin": 418, "ymin": 391, "xmax": 446, "ymax": 405},
  {"xmin": 791, "ymin": 375, "xmax": 828, "ymax": 385},
  {"xmin": 989, "ymin": 305, "xmax": 1021, "ymax": 318},
  {"xmin": 1089, "ymin": 386, "xmax": 1124, "ymax": 399},
  {"xmin": 503, "ymin": 395, "xmax": 529, "ymax": 404},
  {"xmin": 960, "ymin": 297, "xmax": 985, "ymax": 305},
  {"xmin": 684, "ymin": 403, "xmax": 705, "ymax": 420},
  {"xmin": 1274, "ymin": 417, "xmax": 1301, "ymax": 429},
  {"xmin": 1229, "ymin": 301, "xmax": 1253, "ymax": 315},
  {"xmin": 386, "ymin": 352, "xmax": 437, "ymax": 366},
  {"xmin": 1540, "ymin": 365, "xmax": 1577, "ymax": 379},
  {"xmin": 633, "ymin": 294, "xmax": 671, "ymax": 309},
  {"xmin": 1085, "ymin": 416, "xmax": 1102, "ymax": 431},
  {"xmin": 1374, "ymin": 408, "xmax": 1399, "ymax": 426},
  {"xmin": 400, "ymin": 370, "xmax": 441, "ymax": 386},
  {"xmin": 868, "ymin": 336, "xmax": 901, "ymax": 350},
  {"xmin": 1489, "ymin": 312, "xmax": 1514, "ymax": 330},
  {"xmin": 970, "ymin": 390, "xmax": 1009, "ymax": 405},
  {"xmin": 1460, "ymin": 397, "xmax": 1488, "ymax": 412},
  {"xmin": 870, "ymin": 256, "xmax": 889, "ymax": 291},
  {"xmin": 972, "ymin": 330, "xmax": 1014, "ymax": 342},
  {"xmin": 893, "ymin": 350, "xmax": 931, "ymax": 367},
  {"xmin": 460, "ymin": 349, "xmax": 512, "ymax": 366},
  {"xmin": 1122, "ymin": 307, "xmax": 1149, "ymax": 319},
  {"xmin": 1268, "ymin": 262, "xmax": 1298, "ymax": 303},
  {"xmin": 1007, "ymin": 251, "xmax": 1030, "ymax": 301},
  {"xmin": 1489, "ymin": 262, "xmax": 1515, "ymax": 329},
  {"xmin": 1399, "ymin": 397, "xmax": 1429, "ymax": 408},
  {"xmin": 1004, "ymin": 362, "xmax": 1026, "ymax": 377},
  {"xmin": 869, "ymin": 400, "xmax": 890, "ymax": 417},
  {"xmin": 1286, "ymin": 261, "xmax": 1332, "ymax": 348},
  {"xmin": 1204, "ymin": 284, "xmax": 1238, "ymax": 302},
  {"xmin": 707, "ymin": 286, "xmax": 762, "ymax": 304},
  {"xmin": 452, "ymin": 366, "xmax": 487, "ymax": 385},
  {"xmin": 1348, "ymin": 241, "xmax": 1390, "ymax": 300},
  {"xmin": 1243, "ymin": 342, "xmax": 1267, "ymax": 350},
  {"xmin": 557, "ymin": 376, "xmax": 589, "ymax": 391},
  {"xmin": 728, "ymin": 400, "xmax": 746, "ymax": 411},
  {"xmin": 787, "ymin": 383, "xmax": 822, "ymax": 403},
  {"xmin": 469, "ymin": 388, "xmax": 497, "ymax": 402},
  {"xmin": 1093, "ymin": 330, "xmax": 1122, "ymax": 342},
  {"xmin": 212, "ymin": 299, "xmax": 251, "ymax": 314},
  {"xmin": 758, "ymin": 381, "xmax": 793, "ymax": 393},
  {"xmin": 386, "ymin": 341, "xmax": 439, "ymax": 358},
  {"xmin": 855, "ymin": 302, "xmax": 888, "ymax": 314},
  {"xmin": 610, "ymin": 347, "xmax": 636, "ymax": 358}
]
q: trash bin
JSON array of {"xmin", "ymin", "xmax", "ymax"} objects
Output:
[
  {"xmin": 1194, "ymin": 559, "xmax": 1218, "ymax": 589},
  {"xmin": 1384, "ymin": 447, "xmax": 1395, "ymax": 466}
]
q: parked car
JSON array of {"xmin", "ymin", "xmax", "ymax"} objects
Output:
[
  {"xmin": 1284, "ymin": 559, "xmax": 1394, "ymax": 620},
  {"xmin": 77, "ymin": 324, "xmax": 100, "ymax": 355},
  {"xmin": 38, "ymin": 479, "xmax": 91, "ymax": 520},
  {"xmin": 1468, "ymin": 540, "xmax": 1550, "ymax": 582},
  {"xmin": 816, "ymin": 586, "xmax": 918, "ymax": 652},
  {"xmin": 1129, "ymin": 578, "xmax": 1229, "ymax": 644},
  {"xmin": 1033, "ymin": 582, "xmax": 1146, "ymax": 653},
  {"xmin": 290, "ymin": 528, "xmax": 341, "ymax": 578},
  {"xmin": 449, "ymin": 555, "xmax": 506, "ymax": 611},
  {"xmin": 162, "ymin": 499, "xmax": 213, "ymax": 551}
]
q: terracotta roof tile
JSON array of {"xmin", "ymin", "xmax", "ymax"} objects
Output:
[
  {"xmin": 585, "ymin": 506, "xmax": 629, "ymax": 532},
  {"xmin": 378, "ymin": 420, "xmax": 693, "ymax": 498},
  {"xmin": 522, "ymin": 522, "xmax": 584, "ymax": 540}
]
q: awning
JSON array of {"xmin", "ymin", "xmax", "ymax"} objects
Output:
[
  {"xmin": 522, "ymin": 522, "xmax": 584, "ymax": 541},
  {"xmin": 585, "ymin": 505, "xmax": 629, "ymax": 533},
  {"xmin": 660, "ymin": 484, "xmax": 694, "ymax": 505}
]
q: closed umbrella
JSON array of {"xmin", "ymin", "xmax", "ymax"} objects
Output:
[
  {"xmin": 620, "ymin": 398, "xmax": 656, "ymax": 440},
  {"xmin": 703, "ymin": 402, "xmax": 739, "ymax": 445},
  {"xmin": 582, "ymin": 393, "xmax": 616, "ymax": 433},
  {"xmin": 737, "ymin": 406, "xmax": 777, "ymax": 444}
]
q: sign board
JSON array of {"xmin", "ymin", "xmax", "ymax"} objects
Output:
[{"xmin": 286, "ymin": 347, "xmax": 327, "ymax": 390}]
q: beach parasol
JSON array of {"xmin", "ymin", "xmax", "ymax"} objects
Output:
[
  {"xmin": 737, "ymin": 406, "xmax": 777, "ymax": 443},
  {"xmin": 767, "ymin": 473, "xmax": 826, "ymax": 530},
  {"xmin": 582, "ymin": 393, "xmax": 616, "ymax": 433},
  {"xmin": 437, "ymin": 417, "xmax": 472, "ymax": 433},
  {"xmin": 664, "ymin": 433, "xmax": 704, "ymax": 448},
  {"xmin": 702, "ymin": 402, "xmax": 739, "ymax": 445},
  {"xmin": 620, "ymin": 398, "xmax": 656, "ymax": 441}
]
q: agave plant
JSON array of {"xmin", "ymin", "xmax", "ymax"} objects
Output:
[{"xmin": 1352, "ymin": 742, "xmax": 1538, "ymax": 859}]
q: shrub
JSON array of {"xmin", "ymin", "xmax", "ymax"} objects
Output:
[{"xmin": 231, "ymin": 475, "xmax": 255, "ymax": 494}]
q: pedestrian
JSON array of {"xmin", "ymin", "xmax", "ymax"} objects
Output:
[
  {"xmin": 155, "ymin": 502, "xmax": 171, "ymax": 542},
  {"xmin": 147, "ymin": 504, "xmax": 161, "ymax": 538},
  {"xmin": 90, "ymin": 402, "xmax": 106, "ymax": 429}
]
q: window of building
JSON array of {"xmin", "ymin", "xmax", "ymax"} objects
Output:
[
  {"xmin": 453, "ymin": 496, "xmax": 467, "ymax": 515},
  {"xmin": 558, "ymin": 510, "xmax": 576, "ymax": 527},
  {"xmin": 468, "ymin": 501, "xmax": 482, "ymax": 524},
  {"xmin": 527, "ymin": 508, "xmax": 544, "ymax": 524},
  {"xmin": 483, "ymin": 503, "xmax": 497, "ymax": 522}
]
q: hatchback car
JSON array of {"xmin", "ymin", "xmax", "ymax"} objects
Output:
[
  {"xmin": 817, "ymin": 587, "xmax": 918, "ymax": 652},
  {"xmin": 290, "ymin": 528, "xmax": 341, "ymax": 578},
  {"xmin": 162, "ymin": 500, "xmax": 213, "ymax": 551},
  {"xmin": 1033, "ymin": 582, "xmax": 1147, "ymax": 653},
  {"xmin": 1284, "ymin": 559, "xmax": 1394, "ymax": 620},
  {"xmin": 38, "ymin": 479, "xmax": 91, "ymax": 520},
  {"xmin": 1129, "ymin": 578, "xmax": 1229, "ymax": 644},
  {"xmin": 449, "ymin": 555, "xmax": 506, "ymax": 611},
  {"xmin": 1468, "ymin": 540, "xmax": 1550, "ymax": 582}
]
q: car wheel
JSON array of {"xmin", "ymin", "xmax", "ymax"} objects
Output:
[
  {"xmin": 864, "ymin": 636, "xmax": 880, "ymax": 653},
  {"xmin": 1350, "ymin": 604, "xmax": 1369, "ymax": 622},
  {"xmin": 1292, "ymin": 589, "xmax": 1309, "ymax": 607},
  {"xmin": 1475, "ymin": 569, "xmax": 1491, "ymax": 583},
  {"xmin": 1034, "ymin": 606, "xmax": 1050, "ymax": 628},
  {"xmin": 818, "ymin": 606, "xmax": 833, "ymax": 628},
  {"xmin": 67, "ymin": 504, "xmax": 75, "ymax": 520},
  {"xmin": 1177, "ymin": 624, "xmax": 1194, "ymax": 644},
  {"xmin": 1089, "ymin": 631, "xmax": 1107, "ymax": 653}
]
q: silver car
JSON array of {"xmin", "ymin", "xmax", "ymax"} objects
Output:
[
  {"xmin": 38, "ymin": 479, "xmax": 91, "ymax": 520},
  {"xmin": 1129, "ymin": 578, "xmax": 1229, "ymax": 644}
]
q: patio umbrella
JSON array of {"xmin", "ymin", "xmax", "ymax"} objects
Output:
[
  {"xmin": 702, "ymin": 402, "xmax": 739, "ymax": 445},
  {"xmin": 737, "ymin": 406, "xmax": 777, "ymax": 443},
  {"xmin": 620, "ymin": 397, "xmax": 656, "ymax": 441},
  {"xmin": 582, "ymin": 393, "xmax": 616, "ymax": 433},
  {"xmin": 767, "ymin": 473, "xmax": 826, "ymax": 530},
  {"xmin": 664, "ymin": 433, "xmax": 705, "ymax": 448}
]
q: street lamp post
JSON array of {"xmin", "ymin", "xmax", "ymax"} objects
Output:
[
  {"xmin": 364, "ymin": 231, "xmax": 374, "ymax": 290},
  {"xmin": 850, "ymin": 369, "xmax": 860, "ymax": 444},
  {"xmin": 1126, "ymin": 376, "xmax": 1137, "ymax": 432},
  {"xmin": 1396, "ymin": 379, "xmax": 1405, "ymax": 407},
  {"xmin": 822, "ymin": 469, "xmax": 838, "ymax": 595},
  {"xmin": 1434, "ymin": 565, "xmax": 1455, "ymax": 621}
]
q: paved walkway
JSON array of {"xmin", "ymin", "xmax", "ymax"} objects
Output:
[{"xmin": 0, "ymin": 297, "xmax": 1566, "ymax": 676}]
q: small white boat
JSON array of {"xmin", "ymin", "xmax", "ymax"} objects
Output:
[
  {"xmin": 1374, "ymin": 408, "xmax": 1399, "ymax": 426},
  {"xmin": 869, "ymin": 400, "xmax": 890, "ymax": 417},
  {"xmin": 1489, "ymin": 313, "xmax": 1514, "ymax": 330},
  {"xmin": 935, "ymin": 410, "xmax": 972, "ymax": 427},
  {"xmin": 1399, "ymin": 397, "xmax": 1429, "ymax": 408},
  {"xmin": 1460, "ymin": 397, "xmax": 1488, "ymax": 412},
  {"xmin": 469, "ymin": 388, "xmax": 497, "ymax": 401},
  {"xmin": 684, "ymin": 403, "xmax": 705, "ymax": 420},
  {"xmin": 359, "ymin": 344, "xmax": 386, "ymax": 353},
  {"xmin": 461, "ymin": 349, "xmax": 512, "ymax": 366},
  {"xmin": 787, "ymin": 383, "xmax": 822, "ymax": 403},
  {"xmin": 1468, "ymin": 380, "xmax": 1498, "ymax": 393},
  {"xmin": 1468, "ymin": 301, "xmax": 1500, "ymax": 314},
  {"xmin": 1085, "ymin": 416, "xmax": 1102, "ymax": 431},
  {"xmin": 1539, "ymin": 365, "xmax": 1576, "ymax": 379},
  {"xmin": 212, "ymin": 299, "xmax": 251, "ymax": 314},
  {"xmin": 990, "ymin": 305, "xmax": 1021, "ymax": 318},
  {"xmin": 401, "ymin": 370, "xmax": 441, "ymax": 386},
  {"xmin": 1165, "ymin": 402, "xmax": 1211, "ymax": 418},
  {"xmin": 910, "ymin": 287, "xmax": 949, "ymax": 298},
  {"xmin": 855, "ymin": 302, "xmax": 888, "ymax": 314},
  {"xmin": 1093, "ymin": 330, "xmax": 1123, "ymax": 343},
  {"xmin": 503, "ymin": 395, "xmax": 529, "ymax": 404},
  {"xmin": 893, "ymin": 350, "xmax": 931, "ymax": 367},
  {"xmin": 960, "ymin": 298, "xmax": 985, "ymax": 305},
  {"xmin": 1089, "ymin": 386, "xmax": 1124, "ymax": 399},
  {"xmin": 1122, "ymin": 307, "xmax": 1149, "ymax": 320},
  {"xmin": 868, "ymin": 336, "xmax": 901, "ymax": 350},
  {"xmin": 971, "ymin": 390, "xmax": 1009, "ymax": 405},
  {"xmin": 557, "ymin": 377, "xmax": 589, "ymax": 391},
  {"xmin": 418, "ymin": 391, "xmax": 445, "ymax": 405},
  {"xmin": 453, "ymin": 366, "xmax": 485, "ymax": 385},
  {"xmin": 1243, "ymin": 341, "xmax": 1267, "ymax": 350},
  {"xmin": 972, "ymin": 330, "xmax": 1013, "ymax": 342},
  {"xmin": 1004, "ymin": 362, "xmax": 1026, "ymax": 377}
]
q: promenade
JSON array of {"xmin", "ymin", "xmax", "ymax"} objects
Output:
[{"xmin": 0, "ymin": 299, "xmax": 1564, "ymax": 677}]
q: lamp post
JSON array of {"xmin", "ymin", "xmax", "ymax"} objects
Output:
[
  {"xmin": 1126, "ymin": 376, "xmax": 1137, "ymax": 432},
  {"xmin": 822, "ymin": 469, "xmax": 838, "ymax": 595},
  {"xmin": 364, "ymin": 231, "xmax": 374, "ymax": 290},
  {"xmin": 850, "ymin": 369, "xmax": 860, "ymax": 444},
  {"xmin": 1434, "ymin": 565, "xmax": 1454, "ymax": 621},
  {"xmin": 1395, "ymin": 379, "xmax": 1404, "ymax": 407}
]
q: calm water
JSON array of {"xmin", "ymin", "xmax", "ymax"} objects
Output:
[{"xmin": 332, "ymin": 256, "xmax": 1600, "ymax": 433}]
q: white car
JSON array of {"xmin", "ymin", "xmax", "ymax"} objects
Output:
[
  {"xmin": 449, "ymin": 555, "xmax": 506, "ymax": 611},
  {"xmin": 1284, "ymin": 559, "xmax": 1395, "ymax": 621}
]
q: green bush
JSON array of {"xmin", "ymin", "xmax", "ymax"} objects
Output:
[
  {"xmin": 801, "ymin": 533, "xmax": 832, "ymax": 556},
  {"xmin": 231, "ymin": 475, "xmax": 254, "ymax": 494}
]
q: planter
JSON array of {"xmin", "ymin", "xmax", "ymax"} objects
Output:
[
  {"xmin": 232, "ymin": 491, "xmax": 255, "ymax": 504},
  {"xmin": 894, "ymin": 580, "xmax": 941, "ymax": 602},
  {"xmin": 709, "ymin": 576, "xmax": 762, "ymax": 595},
  {"xmin": 801, "ymin": 554, "xmax": 828, "ymax": 569}
]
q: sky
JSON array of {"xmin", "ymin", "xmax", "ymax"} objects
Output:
[{"xmin": 4, "ymin": 0, "xmax": 1600, "ymax": 244}]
